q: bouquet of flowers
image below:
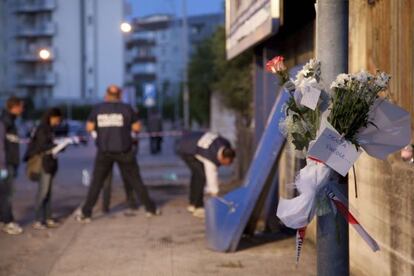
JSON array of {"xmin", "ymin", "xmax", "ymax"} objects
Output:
[
  {"xmin": 266, "ymin": 55, "xmax": 411, "ymax": 264},
  {"xmin": 266, "ymin": 57, "xmax": 323, "ymax": 154},
  {"xmin": 328, "ymin": 71, "xmax": 391, "ymax": 147}
]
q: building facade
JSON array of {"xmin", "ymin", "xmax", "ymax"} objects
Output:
[
  {"xmin": 0, "ymin": 0, "xmax": 7, "ymax": 97},
  {"xmin": 348, "ymin": 1, "xmax": 414, "ymax": 275},
  {"xmin": 52, "ymin": 0, "xmax": 124, "ymax": 103},
  {"xmin": 2, "ymin": 0, "xmax": 124, "ymax": 107},
  {"xmin": 12, "ymin": 0, "xmax": 56, "ymax": 105},
  {"xmin": 125, "ymin": 14, "xmax": 177, "ymax": 106},
  {"xmin": 226, "ymin": 0, "xmax": 414, "ymax": 275},
  {"xmin": 125, "ymin": 13, "xmax": 224, "ymax": 108}
]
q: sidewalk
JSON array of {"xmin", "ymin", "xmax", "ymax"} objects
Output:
[
  {"xmin": 0, "ymin": 138, "xmax": 316, "ymax": 276},
  {"xmin": 0, "ymin": 190, "xmax": 317, "ymax": 276}
]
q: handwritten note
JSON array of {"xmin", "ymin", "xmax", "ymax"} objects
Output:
[
  {"xmin": 300, "ymin": 86, "xmax": 321, "ymax": 110},
  {"xmin": 308, "ymin": 127, "xmax": 362, "ymax": 176}
]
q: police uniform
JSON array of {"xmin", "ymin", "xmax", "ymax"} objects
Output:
[
  {"xmin": 81, "ymin": 102, "xmax": 156, "ymax": 217},
  {"xmin": 176, "ymin": 132, "xmax": 231, "ymax": 208}
]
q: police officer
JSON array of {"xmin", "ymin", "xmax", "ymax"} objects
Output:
[
  {"xmin": 176, "ymin": 132, "xmax": 235, "ymax": 218},
  {"xmin": 93, "ymin": 91, "xmax": 139, "ymax": 215},
  {"xmin": 0, "ymin": 96, "xmax": 24, "ymax": 235},
  {"xmin": 76, "ymin": 85, "xmax": 159, "ymax": 222}
]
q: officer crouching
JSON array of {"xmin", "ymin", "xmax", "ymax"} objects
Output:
[
  {"xmin": 176, "ymin": 132, "xmax": 235, "ymax": 218},
  {"xmin": 75, "ymin": 85, "xmax": 160, "ymax": 223}
]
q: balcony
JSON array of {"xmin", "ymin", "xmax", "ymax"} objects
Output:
[
  {"xmin": 14, "ymin": 47, "xmax": 55, "ymax": 62},
  {"xmin": 16, "ymin": 73, "xmax": 56, "ymax": 87},
  {"xmin": 15, "ymin": 22, "xmax": 56, "ymax": 37},
  {"xmin": 133, "ymin": 74, "xmax": 156, "ymax": 83},
  {"xmin": 134, "ymin": 56, "xmax": 157, "ymax": 63},
  {"xmin": 13, "ymin": 0, "xmax": 56, "ymax": 13},
  {"xmin": 131, "ymin": 32, "xmax": 156, "ymax": 40},
  {"xmin": 127, "ymin": 39, "xmax": 156, "ymax": 48},
  {"xmin": 130, "ymin": 63, "xmax": 156, "ymax": 75}
]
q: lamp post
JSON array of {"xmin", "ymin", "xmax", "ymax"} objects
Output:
[
  {"xmin": 38, "ymin": 47, "xmax": 72, "ymax": 119},
  {"xmin": 316, "ymin": 1, "xmax": 349, "ymax": 275},
  {"xmin": 120, "ymin": 22, "xmax": 135, "ymax": 106},
  {"xmin": 181, "ymin": 0, "xmax": 190, "ymax": 129}
]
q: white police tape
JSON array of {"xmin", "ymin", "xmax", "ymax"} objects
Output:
[{"xmin": 137, "ymin": 131, "xmax": 184, "ymax": 138}]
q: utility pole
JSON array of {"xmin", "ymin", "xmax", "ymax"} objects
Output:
[
  {"xmin": 181, "ymin": 0, "xmax": 190, "ymax": 129},
  {"xmin": 316, "ymin": 1, "xmax": 349, "ymax": 275}
]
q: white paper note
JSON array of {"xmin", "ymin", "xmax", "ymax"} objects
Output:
[
  {"xmin": 308, "ymin": 127, "xmax": 362, "ymax": 176},
  {"xmin": 300, "ymin": 86, "xmax": 321, "ymax": 110}
]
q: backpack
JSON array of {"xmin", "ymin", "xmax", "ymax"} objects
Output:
[
  {"xmin": 24, "ymin": 125, "xmax": 42, "ymax": 181},
  {"xmin": 26, "ymin": 153, "xmax": 43, "ymax": 181}
]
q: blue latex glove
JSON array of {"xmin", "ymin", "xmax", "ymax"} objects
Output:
[{"xmin": 0, "ymin": 169, "xmax": 8, "ymax": 180}]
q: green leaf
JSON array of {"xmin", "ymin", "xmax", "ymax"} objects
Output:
[{"xmin": 291, "ymin": 132, "xmax": 308, "ymax": 151}]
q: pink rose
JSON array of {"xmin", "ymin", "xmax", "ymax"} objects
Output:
[
  {"xmin": 265, "ymin": 55, "xmax": 289, "ymax": 84},
  {"xmin": 266, "ymin": 56, "xmax": 287, "ymax": 73}
]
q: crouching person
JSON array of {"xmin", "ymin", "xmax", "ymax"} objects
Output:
[
  {"xmin": 176, "ymin": 132, "xmax": 235, "ymax": 218},
  {"xmin": 24, "ymin": 108, "xmax": 63, "ymax": 230}
]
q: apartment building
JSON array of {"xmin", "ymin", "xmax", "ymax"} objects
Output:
[
  {"xmin": 125, "ymin": 13, "xmax": 224, "ymax": 106},
  {"xmin": 3, "ymin": 0, "xmax": 124, "ymax": 106},
  {"xmin": 0, "ymin": 0, "xmax": 7, "ymax": 97}
]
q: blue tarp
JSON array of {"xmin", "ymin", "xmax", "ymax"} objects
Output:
[{"xmin": 205, "ymin": 91, "xmax": 289, "ymax": 252}]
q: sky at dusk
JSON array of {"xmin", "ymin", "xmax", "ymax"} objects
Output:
[{"xmin": 128, "ymin": 0, "xmax": 224, "ymax": 18}]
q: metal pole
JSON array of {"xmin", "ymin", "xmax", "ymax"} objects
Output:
[
  {"xmin": 181, "ymin": 0, "xmax": 190, "ymax": 129},
  {"xmin": 316, "ymin": 1, "xmax": 349, "ymax": 275}
]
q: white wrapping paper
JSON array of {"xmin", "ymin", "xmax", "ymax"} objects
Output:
[
  {"xmin": 276, "ymin": 99, "xmax": 410, "ymax": 257},
  {"xmin": 276, "ymin": 160, "xmax": 331, "ymax": 229},
  {"xmin": 277, "ymin": 99, "xmax": 411, "ymax": 229},
  {"xmin": 357, "ymin": 99, "xmax": 411, "ymax": 159}
]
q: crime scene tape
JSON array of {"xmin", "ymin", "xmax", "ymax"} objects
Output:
[{"xmin": 137, "ymin": 130, "xmax": 184, "ymax": 138}]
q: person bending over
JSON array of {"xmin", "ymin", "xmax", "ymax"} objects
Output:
[{"xmin": 176, "ymin": 132, "xmax": 235, "ymax": 218}]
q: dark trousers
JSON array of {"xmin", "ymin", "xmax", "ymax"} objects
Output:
[
  {"xmin": 180, "ymin": 155, "xmax": 205, "ymax": 208},
  {"xmin": 0, "ymin": 165, "xmax": 16, "ymax": 224},
  {"xmin": 102, "ymin": 167, "xmax": 137, "ymax": 212},
  {"xmin": 35, "ymin": 169, "xmax": 54, "ymax": 222},
  {"xmin": 82, "ymin": 150, "xmax": 155, "ymax": 217},
  {"xmin": 150, "ymin": 137, "xmax": 162, "ymax": 154}
]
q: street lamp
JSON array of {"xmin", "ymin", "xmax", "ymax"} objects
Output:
[
  {"xmin": 38, "ymin": 48, "xmax": 51, "ymax": 61},
  {"xmin": 120, "ymin": 22, "xmax": 132, "ymax": 33}
]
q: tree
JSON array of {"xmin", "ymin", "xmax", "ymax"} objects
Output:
[
  {"xmin": 188, "ymin": 37, "xmax": 215, "ymax": 126},
  {"xmin": 188, "ymin": 26, "xmax": 253, "ymax": 125},
  {"xmin": 211, "ymin": 26, "xmax": 253, "ymax": 121},
  {"xmin": 188, "ymin": 26, "xmax": 254, "ymax": 179}
]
